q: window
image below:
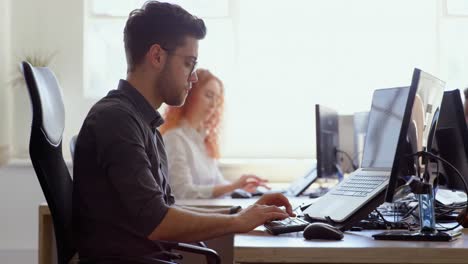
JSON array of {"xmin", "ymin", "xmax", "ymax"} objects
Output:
[
  {"xmin": 85, "ymin": 0, "xmax": 461, "ymax": 159},
  {"xmin": 84, "ymin": 0, "xmax": 231, "ymax": 98},
  {"xmin": 440, "ymin": 1, "xmax": 468, "ymax": 92}
]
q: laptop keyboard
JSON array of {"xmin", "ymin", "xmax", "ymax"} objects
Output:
[
  {"xmin": 264, "ymin": 217, "xmax": 310, "ymax": 235},
  {"xmin": 330, "ymin": 174, "xmax": 387, "ymax": 197}
]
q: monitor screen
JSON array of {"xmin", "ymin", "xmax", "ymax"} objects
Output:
[
  {"xmin": 385, "ymin": 69, "xmax": 446, "ymax": 202},
  {"xmin": 353, "ymin": 111, "xmax": 369, "ymax": 168},
  {"xmin": 315, "ymin": 104, "xmax": 339, "ymax": 179},
  {"xmin": 361, "ymin": 87, "xmax": 410, "ymax": 169},
  {"xmin": 435, "ymin": 89, "xmax": 468, "ymax": 191}
]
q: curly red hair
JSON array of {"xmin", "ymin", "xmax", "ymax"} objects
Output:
[{"xmin": 160, "ymin": 69, "xmax": 224, "ymax": 159}]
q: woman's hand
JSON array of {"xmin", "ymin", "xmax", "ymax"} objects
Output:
[{"xmin": 232, "ymin": 174, "xmax": 270, "ymax": 193}]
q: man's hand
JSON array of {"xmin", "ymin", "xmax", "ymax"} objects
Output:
[
  {"xmin": 232, "ymin": 204, "xmax": 289, "ymax": 233},
  {"xmin": 232, "ymin": 174, "xmax": 270, "ymax": 193},
  {"xmin": 230, "ymin": 193, "xmax": 295, "ymax": 234},
  {"xmin": 255, "ymin": 193, "xmax": 295, "ymax": 217}
]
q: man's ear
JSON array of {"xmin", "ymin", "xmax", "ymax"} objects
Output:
[{"xmin": 147, "ymin": 43, "xmax": 166, "ymax": 69}]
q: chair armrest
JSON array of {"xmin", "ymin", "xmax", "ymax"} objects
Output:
[
  {"xmin": 79, "ymin": 255, "xmax": 175, "ymax": 264},
  {"xmin": 80, "ymin": 242, "xmax": 220, "ymax": 264},
  {"xmin": 174, "ymin": 243, "xmax": 221, "ymax": 264},
  {"xmin": 195, "ymin": 241, "xmax": 208, "ymax": 248}
]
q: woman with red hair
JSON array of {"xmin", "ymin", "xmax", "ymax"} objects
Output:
[{"xmin": 160, "ymin": 69, "xmax": 268, "ymax": 199}]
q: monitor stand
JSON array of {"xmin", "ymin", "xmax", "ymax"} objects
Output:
[
  {"xmin": 373, "ymin": 181, "xmax": 462, "ymax": 242},
  {"xmin": 372, "ymin": 229, "xmax": 462, "ymax": 241}
]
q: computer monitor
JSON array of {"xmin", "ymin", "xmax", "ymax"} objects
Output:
[
  {"xmin": 385, "ymin": 68, "xmax": 446, "ymax": 203},
  {"xmin": 353, "ymin": 112, "xmax": 369, "ymax": 168},
  {"xmin": 315, "ymin": 104, "xmax": 340, "ymax": 179},
  {"xmin": 434, "ymin": 89, "xmax": 468, "ymax": 191}
]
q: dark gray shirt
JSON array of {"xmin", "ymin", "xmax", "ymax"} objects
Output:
[{"xmin": 73, "ymin": 80, "xmax": 175, "ymax": 259}]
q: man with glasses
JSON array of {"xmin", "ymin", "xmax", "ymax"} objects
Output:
[{"xmin": 72, "ymin": 1, "xmax": 294, "ymax": 262}]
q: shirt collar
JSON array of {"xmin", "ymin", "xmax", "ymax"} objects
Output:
[{"xmin": 117, "ymin": 79, "xmax": 164, "ymax": 128}]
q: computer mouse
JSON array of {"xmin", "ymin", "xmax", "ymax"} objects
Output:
[
  {"xmin": 231, "ymin": 189, "xmax": 252, "ymax": 199},
  {"xmin": 303, "ymin": 223, "xmax": 344, "ymax": 240}
]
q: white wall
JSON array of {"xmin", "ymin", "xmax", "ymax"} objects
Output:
[
  {"xmin": 0, "ymin": 161, "xmax": 45, "ymax": 263},
  {"xmin": 10, "ymin": 0, "xmax": 96, "ymax": 160},
  {"xmin": 0, "ymin": 0, "xmax": 91, "ymax": 260},
  {"xmin": 9, "ymin": 0, "xmax": 39, "ymax": 159},
  {"xmin": 0, "ymin": 0, "xmax": 11, "ymax": 165}
]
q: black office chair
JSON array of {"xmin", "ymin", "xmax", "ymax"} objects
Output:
[
  {"xmin": 22, "ymin": 61, "xmax": 220, "ymax": 264},
  {"xmin": 70, "ymin": 135, "xmax": 77, "ymax": 160}
]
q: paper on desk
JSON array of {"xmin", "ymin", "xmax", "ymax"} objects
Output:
[{"xmin": 436, "ymin": 189, "xmax": 467, "ymax": 205}]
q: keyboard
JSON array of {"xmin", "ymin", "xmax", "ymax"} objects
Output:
[
  {"xmin": 264, "ymin": 217, "xmax": 310, "ymax": 235},
  {"xmin": 330, "ymin": 174, "xmax": 387, "ymax": 197}
]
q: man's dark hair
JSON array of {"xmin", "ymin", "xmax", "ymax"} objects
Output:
[
  {"xmin": 124, "ymin": 1, "xmax": 206, "ymax": 72},
  {"xmin": 464, "ymin": 88, "xmax": 468, "ymax": 100}
]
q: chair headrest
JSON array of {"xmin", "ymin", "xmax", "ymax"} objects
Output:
[{"xmin": 23, "ymin": 62, "xmax": 65, "ymax": 146}]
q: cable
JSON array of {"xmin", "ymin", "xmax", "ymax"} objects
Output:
[
  {"xmin": 373, "ymin": 209, "xmax": 413, "ymax": 230},
  {"xmin": 401, "ymin": 203, "xmax": 419, "ymax": 221},
  {"xmin": 405, "ymin": 151, "xmax": 468, "ymax": 231},
  {"xmin": 406, "ymin": 151, "xmax": 468, "ymax": 208}
]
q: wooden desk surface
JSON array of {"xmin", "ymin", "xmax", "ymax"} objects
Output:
[{"xmin": 234, "ymin": 228, "xmax": 468, "ymax": 264}]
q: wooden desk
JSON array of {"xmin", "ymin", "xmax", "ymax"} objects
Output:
[
  {"xmin": 38, "ymin": 203, "xmax": 53, "ymax": 264},
  {"xmin": 38, "ymin": 196, "xmax": 311, "ymax": 264},
  {"xmin": 234, "ymin": 228, "xmax": 468, "ymax": 264}
]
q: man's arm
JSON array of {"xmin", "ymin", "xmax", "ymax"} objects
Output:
[
  {"xmin": 148, "ymin": 195, "xmax": 292, "ymax": 242},
  {"xmin": 178, "ymin": 205, "xmax": 231, "ymax": 214}
]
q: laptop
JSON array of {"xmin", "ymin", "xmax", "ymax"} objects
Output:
[
  {"xmin": 255, "ymin": 163, "xmax": 318, "ymax": 197},
  {"xmin": 303, "ymin": 86, "xmax": 410, "ymax": 224}
]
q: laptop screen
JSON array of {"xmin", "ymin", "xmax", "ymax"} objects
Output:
[{"xmin": 361, "ymin": 87, "xmax": 410, "ymax": 169}]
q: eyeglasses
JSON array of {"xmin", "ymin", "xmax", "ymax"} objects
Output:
[{"xmin": 161, "ymin": 47, "xmax": 198, "ymax": 77}]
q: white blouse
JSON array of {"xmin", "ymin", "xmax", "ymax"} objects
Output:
[{"xmin": 162, "ymin": 121, "xmax": 229, "ymax": 199}]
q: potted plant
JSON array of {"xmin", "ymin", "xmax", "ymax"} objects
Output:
[
  {"xmin": 11, "ymin": 51, "xmax": 57, "ymax": 88},
  {"xmin": 4, "ymin": 51, "xmax": 58, "ymax": 163}
]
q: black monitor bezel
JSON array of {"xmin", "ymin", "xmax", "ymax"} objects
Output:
[{"xmin": 384, "ymin": 69, "xmax": 421, "ymax": 203}]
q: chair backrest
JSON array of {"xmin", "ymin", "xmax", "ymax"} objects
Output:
[
  {"xmin": 22, "ymin": 61, "xmax": 76, "ymax": 264},
  {"xmin": 70, "ymin": 135, "xmax": 77, "ymax": 160}
]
